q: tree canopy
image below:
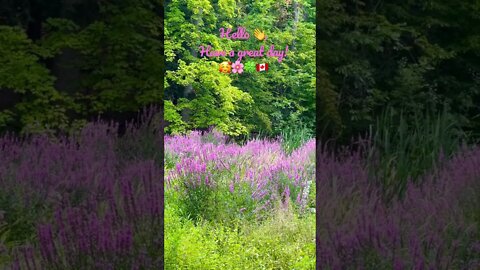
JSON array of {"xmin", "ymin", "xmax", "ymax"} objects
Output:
[
  {"xmin": 1, "ymin": 0, "xmax": 479, "ymax": 140},
  {"xmin": 318, "ymin": 0, "xmax": 480, "ymax": 141},
  {"xmin": 0, "ymin": 0, "xmax": 163, "ymax": 134},
  {"xmin": 165, "ymin": 0, "xmax": 316, "ymax": 136}
]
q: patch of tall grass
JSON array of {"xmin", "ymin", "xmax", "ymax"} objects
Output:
[
  {"xmin": 367, "ymin": 106, "xmax": 465, "ymax": 200},
  {"xmin": 281, "ymin": 125, "xmax": 314, "ymax": 154}
]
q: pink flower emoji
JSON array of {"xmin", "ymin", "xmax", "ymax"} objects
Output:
[{"xmin": 232, "ymin": 60, "xmax": 244, "ymax": 74}]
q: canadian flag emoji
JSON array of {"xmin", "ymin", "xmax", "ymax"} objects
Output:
[{"xmin": 256, "ymin": 63, "xmax": 269, "ymax": 72}]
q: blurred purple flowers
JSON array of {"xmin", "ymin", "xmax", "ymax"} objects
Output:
[
  {"xmin": 316, "ymin": 142, "xmax": 480, "ymax": 269},
  {"xmin": 0, "ymin": 121, "xmax": 163, "ymax": 269}
]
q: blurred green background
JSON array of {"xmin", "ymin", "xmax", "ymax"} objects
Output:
[
  {"xmin": 0, "ymin": 0, "xmax": 163, "ymax": 135},
  {"xmin": 318, "ymin": 0, "xmax": 480, "ymax": 143}
]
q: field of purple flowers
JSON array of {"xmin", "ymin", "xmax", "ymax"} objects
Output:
[
  {"xmin": 1, "ymin": 116, "xmax": 479, "ymax": 269},
  {"xmin": 164, "ymin": 130, "xmax": 316, "ymax": 268},
  {"xmin": 0, "ymin": 120, "xmax": 164, "ymax": 269},
  {"xmin": 164, "ymin": 127, "xmax": 480, "ymax": 269},
  {"xmin": 165, "ymin": 130, "xmax": 316, "ymax": 216},
  {"xmin": 316, "ymin": 142, "xmax": 480, "ymax": 269}
]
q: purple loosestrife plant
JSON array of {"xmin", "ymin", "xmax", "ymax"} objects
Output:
[
  {"xmin": 0, "ymin": 117, "xmax": 163, "ymax": 269},
  {"xmin": 316, "ymin": 141, "xmax": 480, "ymax": 269},
  {"xmin": 165, "ymin": 130, "xmax": 315, "ymax": 223}
]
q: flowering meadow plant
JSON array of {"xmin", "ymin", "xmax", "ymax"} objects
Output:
[
  {"xmin": 165, "ymin": 129, "xmax": 316, "ymax": 222},
  {"xmin": 316, "ymin": 142, "xmax": 480, "ymax": 269},
  {"xmin": 0, "ymin": 121, "xmax": 163, "ymax": 269}
]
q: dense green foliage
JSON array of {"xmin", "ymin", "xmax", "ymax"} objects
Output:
[
  {"xmin": 0, "ymin": 0, "xmax": 163, "ymax": 134},
  {"xmin": 318, "ymin": 0, "xmax": 480, "ymax": 141},
  {"xmin": 2, "ymin": 0, "xmax": 479, "ymax": 139},
  {"xmin": 165, "ymin": 203, "xmax": 315, "ymax": 269},
  {"xmin": 165, "ymin": 0, "xmax": 316, "ymax": 136},
  {"xmin": 1, "ymin": 0, "xmax": 315, "ymax": 137},
  {"xmin": 0, "ymin": 25, "xmax": 72, "ymax": 133}
]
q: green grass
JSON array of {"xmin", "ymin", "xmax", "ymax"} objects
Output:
[{"xmin": 165, "ymin": 203, "xmax": 315, "ymax": 270}]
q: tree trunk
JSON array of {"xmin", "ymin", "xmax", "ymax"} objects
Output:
[{"xmin": 291, "ymin": 0, "xmax": 300, "ymax": 50}]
